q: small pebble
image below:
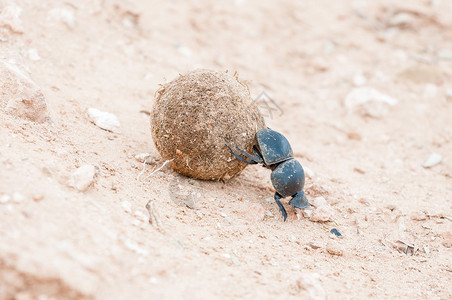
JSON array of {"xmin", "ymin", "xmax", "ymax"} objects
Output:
[
  {"xmin": 49, "ymin": 8, "xmax": 75, "ymax": 29},
  {"xmin": 134, "ymin": 210, "xmax": 148, "ymax": 222},
  {"xmin": 0, "ymin": 194, "xmax": 11, "ymax": 204},
  {"xmin": 134, "ymin": 153, "xmax": 155, "ymax": 164},
  {"xmin": 345, "ymin": 87, "xmax": 399, "ymax": 118},
  {"xmin": 302, "ymin": 208, "xmax": 313, "ymax": 218},
  {"xmin": 312, "ymin": 196, "xmax": 327, "ymax": 208},
  {"xmin": 353, "ymin": 71, "xmax": 367, "ymax": 86},
  {"xmin": 411, "ymin": 211, "xmax": 427, "ymax": 221},
  {"xmin": 69, "ymin": 165, "xmax": 96, "ymax": 191},
  {"xmin": 264, "ymin": 197, "xmax": 274, "ymax": 204},
  {"xmin": 0, "ymin": 4, "xmax": 24, "ymax": 33},
  {"xmin": 310, "ymin": 205, "xmax": 334, "ymax": 222},
  {"xmin": 423, "ymin": 153, "xmax": 442, "ymax": 168},
  {"xmin": 326, "ymin": 241, "xmax": 344, "ymax": 256},
  {"xmin": 294, "ymin": 273, "xmax": 326, "ymax": 300},
  {"xmin": 243, "ymin": 202, "xmax": 265, "ymax": 222},
  {"xmin": 121, "ymin": 200, "xmax": 132, "ymax": 213},
  {"xmin": 28, "ymin": 48, "xmax": 41, "ymax": 61},
  {"xmin": 12, "ymin": 192, "xmax": 25, "ymax": 203},
  {"xmin": 303, "ymin": 166, "xmax": 315, "ymax": 178},
  {"xmin": 88, "ymin": 108, "xmax": 120, "ymax": 132}
]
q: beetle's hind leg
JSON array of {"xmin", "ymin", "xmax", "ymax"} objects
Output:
[{"xmin": 274, "ymin": 193, "xmax": 288, "ymax": 221}]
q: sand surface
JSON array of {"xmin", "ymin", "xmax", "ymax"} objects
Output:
[{"xmin": 1, "ymin": 0, "xmax": 451, "ymax": 299}]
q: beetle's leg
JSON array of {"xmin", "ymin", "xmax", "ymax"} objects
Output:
[
  {"xmin": 251, "ymin": 147, "xmax": 265, "ymax": 164},
  {"xmin": 274, "ymin": 192, "xmax": 287, "ymax": 221},
  {"xmin": 289, "ymin": 191, "xmax": 309, "ymax": 210},
  {"xmin": 235, "ymin": 146, "xmax": 263, "ymax": 164},
  {"xmin": 225, "ymin": 144, "xmax": 258, "ymax": 164}
]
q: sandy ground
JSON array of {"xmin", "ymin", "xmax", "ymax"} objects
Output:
[{"xmin": 1, "ymin": 0, "xmax": 452, "ymax": 299}]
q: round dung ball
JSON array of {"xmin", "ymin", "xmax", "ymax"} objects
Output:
[{"xmin": 151, "ymin": 69, "xmax": 265, "ymax": 180}]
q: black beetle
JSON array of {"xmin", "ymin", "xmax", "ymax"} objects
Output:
[{"xmin": 226, "ymin": 128, "xmax": 309, "ymax": 221}]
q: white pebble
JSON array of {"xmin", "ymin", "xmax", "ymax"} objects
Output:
[
  {"xmin": 49, "ymin": 8, "xmax": 75, "ymax": 29},
  {"xmin": 423, "ymin": 84, "xmax": 438, "ymax": 99},
  {"xmin": 264, "ymin": 197, "xmax": 274, "ymax": 204},
  {"xmin": 311, "ymin": 196, "xmax": 327, "ymax": 208},
  {"xmin": 0, "ymin": 194, "xmax": 11, "ymax": 204},
  {"xmin": 121, "ymin": 200, "xmax": 132, "ymax": 213},
  {"xmin": 12, "ymin": 192, "xmax": 25, "ymax": 203},
  {"xmin": 303, "ymin": 166, "xmax": 315, "ymax": 178},
  {"xmin": 423, "ymin": 153, "xmax": 442, "ymax": 168},
  {"xmin": 69, "ymin": 165, "xmax": 96, "ymax": 192},
  {"xmin": 28, "ymin": 48, "xmax": 41, "ymax": 61},
  {"xmin": 345, "ymin": 87, "xmax": 399, "ymax": 118},
  {"xmin": 310, "ymin": 205, "xmax": 334, "ymax": 222},
  {"xmin": 177, "ymin": 46, "xmax": 192, "ymax": 57},
  {"xmin": 0, "ymin": 4, "xmax": 24, "ymax": 33},
  {"xmin": 88, "ymin": 108, "xmax": 120, "ymax": 132},
  {"xmin": 134, "ymin": 210, "xmax": 148, "ymax": 222},
  {"xmin": 352, "ymin": 71, "xmax": 367, "ymax": 86},
  {"xmin": 295, "ymin": 273, "xmax": 326, "ymax": 300},
  {"xmin": 134, "ymin": 153, "xmax": 155, "ymax": 164},
  {"xmin": 302, "ymin": 208, "xmax": 313, "ymax": 218}
]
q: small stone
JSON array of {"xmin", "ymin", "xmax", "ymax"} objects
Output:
[
  {"xmin": 28, "ymin": 48, "xmax": 41, "ymax": 61},
  {"xmin": 294, "ymin": 273, "xmax": 326, "ymax": 300},
  {"xmin": 0, "ymin": 194, "xmax": 11, "ymax": 204},
  {"xmin": 386, "ymin": 204, "xmax": 397, "ymax": 211},
  {"xmin": 442, "ymin": 240, "xmax": 452, "ymax": 248},
  {"xmin": 345, "ymin": 87, "xmax": 398, "ymax": 118},
  {"xmin": 422, "ymin": 84, "xmax": 438, "ymax": 99},
  {"xmin": 134, "ymin": 153, "xmax": 155, "ymax": 164},
  {"xmin": 0, "ymin": 60, "xmax": 50, "ymax": 123},
  {"xmin": 177, "ymin": 46, "xmax": 192, "ymax": 57},
  {"xmin": 121, "ymin": 200, "xmax": 132, "ymax": 213},
  {"xmin": 302, "ymin": 208, "xmax": 313, "ymax": 218},
  {"xmin": 311, "ymin": 196, "xmax": 327, "ymax": 208},
  {"xmin": 423, "ymin": 153, "xmax": 442, "ymax": 168},
  {"xmin": 441, "ymin": 232, "xmax": 452, "ymax": 248},
  {"xmin": 438, "ymin": 49, "xmax": 452, "ymax": 60},
  {"xmin": 411, "ymin": 211, "xmax": 427, "ymax": 221},
  {"xmin": 303, "ymin": 166, "xmax": 315, "ymax": 178},
  {"xmin": 0, "ymin": 4, "xmax": 24, "ymax": 33},
  {"xmin": 242, "ymin": 202, "xmax": 265, "ymax": 222},
  {"xmin": 398, "ymin": 64, "xmax": 443, "ymax": 84},
  {"xmin": 88, "ymin": 108, "xmax": 120, "ymax": 132},
  {"xmin": 326, "ymin": 241, "xmax": 344, "ymax": 256},
  {"xmin": 352, "ymin": 71, "xmax": 367, "ymax": 86},
  {"xmin": 12, "ymin": 192, "xmax": 25, "ymax": 203},
  {"xmin": 264, "ymin": 197, "xmax": 274, "ymax": 204},
  {"xmin": 265, "ymin": 210, "xmax": 274, "ymax": 217},
  {"xmin": 310, "ymin": 205, "xmax": 334, "ymax": 222},
  {"xmin": 69, "ymin": 165, "xmax": 96, "ymax": 191},
  {"xmin": 134, "ymin": 210, "xmax": 148, "ymax": 222},
  {"xmin": 49, "ymin": 8, "xmax": 75, "ymax": 29}
]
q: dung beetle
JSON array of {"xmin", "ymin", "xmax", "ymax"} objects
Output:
[{"xmin": 226, "ymin": 128, "xmax": 309, "ymax": 221}]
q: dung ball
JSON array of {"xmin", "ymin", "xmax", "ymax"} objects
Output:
[{"xmin": 151, "ymin": 69, "xmax": 265, "ymax": 180}]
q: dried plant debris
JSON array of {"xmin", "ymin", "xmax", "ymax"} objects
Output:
[
  {"xmin": 383, "ymin": 240, "xmax": 430, "ymax": 256},
  {"xmin": 168, "ymin": 176, "xmax": 202, "ymax": 209}
]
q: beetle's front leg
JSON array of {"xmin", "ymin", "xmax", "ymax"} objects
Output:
[{"xmin": 274, "ymin": 192, "xmax": 287, "ymax": 221}]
